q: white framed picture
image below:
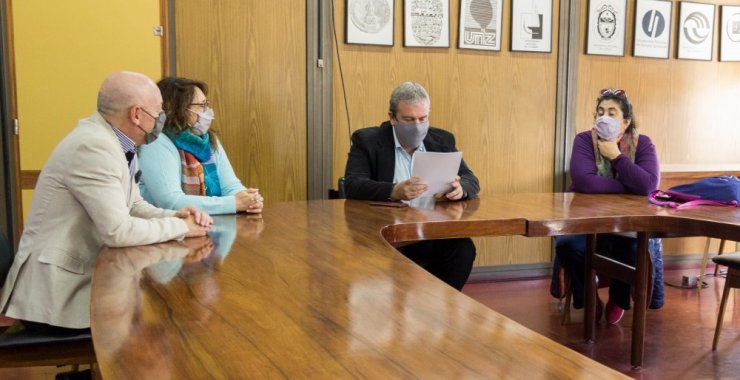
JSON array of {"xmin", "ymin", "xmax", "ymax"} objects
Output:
[
  {"xmin": 510, "ymin": 0, "xmax": 553, "ymax": 53},
  {"xmin": 633, "ymin": 0, "xmax": 672, "ymax": 59},
  {"xmin": 346, "ymin": 0, "xmax": 395, "ymax": 46},
  {"xmin": 720, "ymin": 5, "xmax": 740, "ymax": 61},
  {"xmin": 404, "ymin": 0, "xmax": 450, "ymax": 47},
  {"xmin": 586, "ymin": 0, "xmax": 627, "ymax": 56},
  {"xmin": 458, "ymin": 0, "xmax": 503, "ymax": 51},
  {"xmin": 677, "ymin": 2, "xmax": 715, "ymax": 61}
]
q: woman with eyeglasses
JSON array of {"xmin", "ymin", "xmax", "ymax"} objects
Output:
[
  {"xmin": 137, "ymin": 77, "xmax": 263, "ymax": 215},
  {"xmin": 554, "ymin": 88, "xmax": 663, "ymax": 325}
]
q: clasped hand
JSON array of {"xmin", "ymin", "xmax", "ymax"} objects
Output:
[
  {"xmin": 236, "ymin": 188, "xmax": 264, "ymax": 213},
  {"xmin": 176, "ymin": 205, "xmax": 213, "ymax": 237}
]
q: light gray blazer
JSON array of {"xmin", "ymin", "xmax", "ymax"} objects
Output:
[{"xmin": 0, "ymin": 112, "xmax": 188, "ymax": 328}]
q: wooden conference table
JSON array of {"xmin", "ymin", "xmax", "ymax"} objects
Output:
[{"xmin": 90, "ymin": 193, "xmax": 740, "ymax": 378}]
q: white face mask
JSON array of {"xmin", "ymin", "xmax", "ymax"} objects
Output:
[
  {"xmin": 189, "ymin": 107, "xmax": 215, "ymax": 135},
  {"xmin": 594, "ymin": 115, "xmax": 622, "ymax": 141}
]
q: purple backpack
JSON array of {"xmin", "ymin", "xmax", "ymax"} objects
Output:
[{"xmin": 648, "ymin": 176, "xmax": 740, "ymax": 209}]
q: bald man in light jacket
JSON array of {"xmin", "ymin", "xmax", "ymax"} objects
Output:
[{"xmin": 0, "ymin": 71, "xmax": 212, "ymax": 331}]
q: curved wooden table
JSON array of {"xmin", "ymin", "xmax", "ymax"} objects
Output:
[{"xmin": 90, "ymin": 194, "xmax": 740, "ymax": 378}]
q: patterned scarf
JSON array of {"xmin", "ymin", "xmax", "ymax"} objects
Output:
[
  {"xmin": 591, "ymin": 127, "xmax": 639, "ymax": 178},
  {"xmin": 173, "ymin": 131, "xmax": 222, "ymax": 196}
]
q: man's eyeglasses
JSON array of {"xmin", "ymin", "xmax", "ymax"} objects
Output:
[{"xmin": 599, "ymin": 88, "xmax": 626, "ymax": 98}]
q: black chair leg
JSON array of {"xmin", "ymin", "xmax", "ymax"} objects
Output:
[{"xmin": 55, "ymin": 368, "xmax": 92, "ymax": 380}]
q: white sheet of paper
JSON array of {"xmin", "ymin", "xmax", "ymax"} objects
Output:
[{"xmin": 410, "ymin": 151, "xmax": 462, "ymax": 198}]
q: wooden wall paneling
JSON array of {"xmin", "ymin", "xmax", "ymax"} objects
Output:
[
  {"xmin": 575, "ymin": 1, "xmax": 740, "ymax": 256},
  {"xmin": 332, "ymin": 0, "xmax": 561, "ymax": 267},
  {"xmin": 175, "ymin": 0, "xmax": 307, "ymax": 202},
  {"xmin": 159, "ymin": 0, "xmax": 170, "ymax": 77},
  {"xmin": 576, "ymin": 0, "xmax": 740, "ymax": 165}
]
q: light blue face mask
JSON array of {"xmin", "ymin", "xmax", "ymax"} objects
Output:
[{"xmin": 594, "ymin": 115, "xmax": 621, "ymax": 141}]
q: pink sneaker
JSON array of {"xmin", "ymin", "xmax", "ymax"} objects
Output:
[{"xmin": 605, "ymin": 301, "xmax": 625, "ymax": 325}]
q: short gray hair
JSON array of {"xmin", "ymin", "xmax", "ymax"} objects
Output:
[
  {"xmin": 97, "ymin": 71, "xmax": 156, "ymax": 116},
  {"xmin": 389, "ymin": 82, "xmax": 429, "ymax": 115}
]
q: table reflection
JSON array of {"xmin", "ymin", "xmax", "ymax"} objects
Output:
[{"xmin": 92, "ymin": 235, "xmax": 216, "ymax": 380}]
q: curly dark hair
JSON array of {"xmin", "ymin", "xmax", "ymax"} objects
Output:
[
  {"xmin": 157, "ymin": 77, "xmax": 218, "ymax": 150},
  {"xmin": 596, "ymin": 89, "xmax": 637, "ymax": 132}
]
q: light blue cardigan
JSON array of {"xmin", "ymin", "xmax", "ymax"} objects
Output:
[{"xmin": 138, "ymin": 133, "xmax": 247, "ymax": 214}]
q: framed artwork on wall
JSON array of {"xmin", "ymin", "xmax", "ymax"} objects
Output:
[
  {"xmin": 458, "ymin": 0, "xmax": 503, "ymax": 51},
  {"xmin": 585, "ymin": 0, "xmax": 627, "ymax": 56},
  {"xmin": 632, "ymin": 0, "xmax": 672, "ymax": 59},
  {"xmin": 677, "ymin": 2, "xmax": 715, "ymax": 61},
  {"xmin": 346, "ymin": 0, "xmax": 395, "ymax": 46},
  {"xmin": 720, "ymin": 5, "xmax": 740, "ymax": 61},
  {"xmin": 510, "ymin": 0, "xmax": 553, "ymax": 53},
  {"xmin": 403, "ymin": 0, "xmax": 450, "ymax": 47}
]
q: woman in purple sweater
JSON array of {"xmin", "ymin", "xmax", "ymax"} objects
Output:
[{"xmin": 556, "ymin": 89, "xmax": 664, "ymax": 325}]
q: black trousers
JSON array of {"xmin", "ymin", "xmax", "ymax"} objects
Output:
[
  {"xmin": 399, "ymin": 238, "xmax": 476, "ymax": 291},
  {"xmin": 20, "ymin": 320, "xmax": 90, "ymax": 335}
]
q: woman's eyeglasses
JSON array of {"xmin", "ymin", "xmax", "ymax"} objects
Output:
[
  {"xmin": 190, "ymin": 99, "xmax": 210, "ymax": 108},
  {"xmin": 599, "ymin": 88, "xmax": 626, "ymax": 98}
]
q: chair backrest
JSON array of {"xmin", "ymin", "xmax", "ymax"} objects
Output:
[
  {"xmin": 0, "ymin": 232, "xmax": 12, "ymax": 289},
  {"xmin": 328, "ymin": 177, "xmax": 346, "ymax": 200},
  {"xmin": 337, "ymin": 176, "xmax": 346, "ymax": 199}
]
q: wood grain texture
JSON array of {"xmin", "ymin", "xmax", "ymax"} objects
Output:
[
  {"xmin": 331, "ymin": 0, "xmax": 561, "ymax": 267},
  {"xmin": 18, "ymin": 170, "xmax": 38, "ymax": 190},
  {"xmin": 91, "ymin": 195, "xmax": 740, "ymax": 378},
  {"xmin": 575, "ymin": 1, "xmax": 740, "ymax": 166},
  {"xmin": 659, "ymin": 170, "xmax": 740, "ymax": 190},
  {"xmin": 175, "ymin": 0, "xmax": 307, "ymax": 202},
  {"xmin": 0, "ymin": 340, "xmax": 95, "ymax": 368},
  {"xmin": 574, "ymin": 1, "xmax": 740, "ymax": 259}
]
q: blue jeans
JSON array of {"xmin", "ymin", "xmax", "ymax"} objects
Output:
[{"xmin": 554, "ymin": 234, "xmax": 664, "ymax": 310}]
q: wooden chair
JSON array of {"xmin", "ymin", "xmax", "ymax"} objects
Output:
[
  {"xmin": 699, "ymin": 239, "xmax": 731, "ymax": 288},
  {"xmin": 0, "ymin": 232, "xmax": 95, "ymax": 374},
  {"xmin": 711, "ymin": 251, "xmax": 740, "ymax": 350},
  {"xmin": 558, "ymin": 233, "xmax": 654, "ymax": 324}
]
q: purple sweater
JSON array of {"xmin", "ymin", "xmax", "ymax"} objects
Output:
[{"xmin": 569, "ymin": 131, "xmax": 660, "ymax": 196}]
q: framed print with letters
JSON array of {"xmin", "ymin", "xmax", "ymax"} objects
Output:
[
  {"xmin": 404, "ymin": 0, "xmax": 450, "ymax": 47},
  {"xmin": 510, "ymin": 0, "xmax": 553, "ymax": 52},
  {"xmin": 633, "ymin": 0, "xmax": 672, "ymax": 59},
  {"xmin": 458, "ymin": 0, "xmax": 503, "ymax": 51},
  {"xmin": 346, "ymin": 0, "xmax": 395, "ymax": 46},
  {"xmin": 586, "ymin": 0, "xmax": 627, "ymax": 56},
  {"xmin": 677, "ymin": 2, "xmax": 715, "ymax": 61},
  {"xmin": 720, "ymin": 5, "xmax": 740, "ymax": 61}
]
